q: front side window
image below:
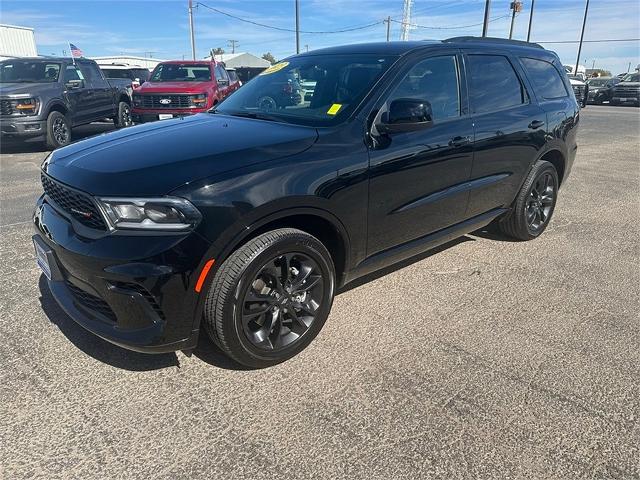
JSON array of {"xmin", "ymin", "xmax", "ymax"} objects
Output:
[
  {"xmin": 78, "ymin": 62, "xmax": 105, "ymax": 82},
  {"xmin": 467, "ymin": 55, "xmax": 526, "ymax": 114},
  {"xmin": 521, "ymin": 57, "xmax": 568, "ymax": 100},
  {"xmin": 0, "ymin": 61, "xmax": 61, "ymax": 83},
  {"xmin": 63, "ymin": 65, "xmax": 84, "ymax": 82},
  {"xmin": 214, "ymin": 65, "xmax": 229, "ymax": 83},
  {"xmin": 150, "ymin": 64, "xmax": 212, "ymax": 82},
  {"xmin": 389, "ymin": 55, "xmax": 460, "ymax": 121},
  {"xmin": 215, "ymin": 54, "xmax": 397, "ymax": 127}
]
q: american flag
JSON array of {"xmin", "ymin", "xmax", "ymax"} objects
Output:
[{"xmin": 69, "ymin": 43, "xmax": 83, "ymax": 58}]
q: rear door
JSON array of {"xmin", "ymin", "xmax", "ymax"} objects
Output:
[
  {"xmin": 367, "ymin": 51, "xmax": 475, "ymax": 256},
  {"xmin": 77, "ymin": 60, "xmax": 115, "ymax": 120},
  {"xmin": 463, "ymin": 51, "xmax": 547, "ymax": 218},
  {"xmin": 214, "ymin": 65, "xmax": 231, "ymax": 99}
]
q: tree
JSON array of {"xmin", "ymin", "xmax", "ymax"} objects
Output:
[{"xmin": 262, "ymin": 52, "xmax": 277, "ymax": 65}]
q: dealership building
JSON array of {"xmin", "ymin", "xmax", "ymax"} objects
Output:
[{"xmin": 0, "ymin": 24, "xmax": 38, "ymax": 60}]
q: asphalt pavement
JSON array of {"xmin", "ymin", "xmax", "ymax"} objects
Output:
[{"xmin": 1, "ymin": 107, "xmax": 639, "ymax": 479}]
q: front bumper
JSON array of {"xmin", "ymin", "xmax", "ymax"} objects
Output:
[
  {"xmin": 1, "ymin": 116, "xmax": 46, "ymax": 139},
  {"xmin": 33, "ymin": 195, "xmax": 212, "ymax": 353}
]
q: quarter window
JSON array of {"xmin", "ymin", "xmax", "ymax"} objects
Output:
[
  {"xmin": 467, "ymin": 55, "xmax": 526, "ymax": 114},
  {"xmin": 521, "ymin": 57, "xmax": 568, "ymax": 99},
  {"xmin": 390, "ymin": 55, "xmax": 460, "ymax": 121}
]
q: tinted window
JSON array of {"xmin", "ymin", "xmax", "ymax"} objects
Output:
[
  {"xmin": 214, "ymin": 65, "xmax": 229, "ymax": 83},
  {"xmin": 132, "ymin": 69, "xmax": 150, "ymax": 81},
  {"xmin": 78, "ymin": 62, "xmax": 105, "ymax": 83},
  {"xmin": 100, "ymin": 68, "xmax": 133, "ymax": 80},
  {"xmin": 63, "ymin": 65, "xmax": 83, "ymax": 82},
  {"xmin": 226, "ymin": 70, "xmax": 238, "ymax": 82},
  {"xmin": 521, "ymin": 57, "xmax": 568, "ymax": 99},
  {"xmin": 390, "ymin": 55, "xmax": 460, "ymax": 121},
  {"xmin": 0, "ymin": 61, "xmax": 61, "ymax": 83},
  {"xmin": 467, "ymin": 55, "xmax": 526, "ymax": 113},
  {"xmin": 151, "ymin": 63, "xmax": 212, "ymax": 82}
]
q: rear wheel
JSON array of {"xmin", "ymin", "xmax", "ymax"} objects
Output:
[
  {"xmin": 498, "ymin": 160, "xmax": 559, "ymax": 241},
  {"xmin": 45, "ymin": 111, "xmax": 71, "ymax": 149},
  {"xmin": 114, "ymin": 101, "xmax": 133, "ymax": 128},
  {"xmin": 203, "ymin": 228, "xmax": 335, "ymax": 368}
]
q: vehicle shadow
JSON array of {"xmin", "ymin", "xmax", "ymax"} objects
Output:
[
  {"xmin": 339, "ymin": 235, "xmax": 474, "ymax": 294},
  {"xmin": 38, "ymin": 275, "xmax": 180, "ymax": 371},
  {"xmin": 0, "ymin": 122, "xmax": 116, "ymax": 154},
  {"xmin": 191, "ymin": 333, "xmax": 254, "ymax": 371},
  {"xmin": 470, "ymin": 222, "xmax": 521, "ymax": 243}
]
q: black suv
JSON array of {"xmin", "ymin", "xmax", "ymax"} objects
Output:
[
  {"xmin": 33, "ymin": 38, "xmax": 578, "ymax": 367},
  {"xmin": 0, "ymin": 58, "xmax": 133, "ymax": 149}
]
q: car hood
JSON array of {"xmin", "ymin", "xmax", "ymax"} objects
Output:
[
  {"xmin": 0, "ymin": 82, "xmax": 60, "ymax": 96},
  {"xmin": 569, "ymin": 79, "xmax": 586, "ymax": 86},
  {"xmin": 136, "ymin": 81, "xmax": 212, "ymax": 94},
  {"xmin": 44, "ymin": 113, "xmax": 318, "ymax": 196}
]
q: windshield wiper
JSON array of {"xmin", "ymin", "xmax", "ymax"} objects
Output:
[{"xmin": 221, "ymin": 111, "xmax": 284, "ymax": 123}]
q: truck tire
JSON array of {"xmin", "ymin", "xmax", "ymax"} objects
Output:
[
  {"xmin": 114, "ymin": 101, "xmax": 133, "ymax": 128},
  {"xmin": 203, "ymin": 228, "xmax": 336, "ymax": 368},
  {"xmin": 498, "ymin": 160, "xmax": 559, "ymax": 241},
  {"xmin": 45, "ymin": 111, "xmax": 71, "ymax": 149}
]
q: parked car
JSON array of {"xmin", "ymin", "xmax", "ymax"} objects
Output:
[
  {"xmin": 224, "ymin": 68, "xmax": 242, "ymax": 93},
  {"xmin": 243, "ymin": 71, "xmax": 302, "ymax": 111},
  {"xmin": 33, "ymin": 38, "xmax": 578, "ymax": 367},
  {"xmin": 0, "ymin": 57, "xmax": 133, "ymax": 149},
  {"xmin": 131, "ymin": 60, "xmax": 232, "ymax": 123},
  {"xmin": 568, "ymin": 75, "xmax": 588, "ymax": 107},
  {"xmin": 586, "ymin": 76, "xmax": 620, "ymax": 104},
  {"xmin": 98, "ymin": 63, "xmax": 150, "ymax": 90},
  {"xmin": 611, "ymin": 72, "xmax": 640, "ymax": 106}
]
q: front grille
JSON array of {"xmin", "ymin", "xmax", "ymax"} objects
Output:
[
  {"xmin": 572, "ymin": 85, "xmax": 585, "ymax": 97},
  {"xmin": 113, "ymin": 281, "xmax": 165, "ymax": 320},
  {"xmin": 0, "ymin": 99, "xmax": 12, "ymax": 115},
  {"xmin": 41, "ymin": 173, "xmax": 107, "ymax": 231},
  {"xmin": 136, "ymin": 94, "xmax": 192, "ymax": 109},
  {"xmin": 66, "ymin": 282, "xmax": 117, "ymax": 323},
  {"xmin": 614, "ymin": 87, "xmax": 639, "ymax": 98}
]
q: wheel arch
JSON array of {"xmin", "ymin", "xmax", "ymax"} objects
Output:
[
  {"xmin": 46, "ymin": 101, "xmax": 68, "ymax": 116},
  {"xmin": 538, "ymin": 148, "xmax": 566, "ymax": 186}
]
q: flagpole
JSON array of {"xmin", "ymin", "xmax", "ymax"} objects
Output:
[{"xmin": 69, "ymin": 41, "xmax": 75, "ymax": 65}]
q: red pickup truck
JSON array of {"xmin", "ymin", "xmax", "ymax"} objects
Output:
[{"xmin": 132, "ymin": 60, "xmax": 233, "ymax": 123}]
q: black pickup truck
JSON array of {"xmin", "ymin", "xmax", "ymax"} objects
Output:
[{"xmin": 0, "ymin": 57, "xmax": 133, "ymax": 149}]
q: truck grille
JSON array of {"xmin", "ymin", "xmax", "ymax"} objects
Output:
[
  {"xmin": 41, "ymin": 173, "xmax": 107, "ymax": 231},
  {"xmin": 614, "ymin": 86, "xmax": 639, "ymax": 98},
  {"xmin": 572, "ymin": 85, "xmax": 585, "ymax": 98},
  {"xmin": 137, "ymin": 94, "xmax": 192, "ymax": 109},
  {"xmin": 0, "ymin": 99, "xmax": 13, "ymax": 115},
  {"xmin": 66, "ymin": 282, "xmax": 117, "ymax": 323}
]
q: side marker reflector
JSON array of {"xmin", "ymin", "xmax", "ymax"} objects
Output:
[{"xmin": 195, "ymin": 259, "xmax": 215, "ymax": 293}]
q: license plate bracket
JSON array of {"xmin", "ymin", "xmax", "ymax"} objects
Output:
[{"xmin": 33, "ymin": 239, "xmax": 52, "ymax": 280}]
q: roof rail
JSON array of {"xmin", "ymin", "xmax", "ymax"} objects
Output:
[{"xmin": 444, "ymin": 36, "xmax": 544, "ymax": 49}]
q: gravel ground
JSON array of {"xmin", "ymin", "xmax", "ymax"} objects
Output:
[{"xmin": 1, "ymin": 107, "xmax": 639, "ymax": 479}]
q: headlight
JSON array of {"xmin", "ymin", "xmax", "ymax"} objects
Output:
[
  {"xmin": 190, "ymin": 93, "xmax": 207, "ymax": 107},
  {"xmin": 98, "ymin": 197, "xmax": 201, "ymax": 231},
  {"xmin": 11, "ymin": 98, "xmax": 39, "ymax": 115}
]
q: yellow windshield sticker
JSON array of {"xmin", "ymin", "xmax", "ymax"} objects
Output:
[
  {"xmin": 260, "ymin": 62, "xmax": 289, "ymax": 75},
  {"xmin": 327, "ymin": 103, "xmax": 342, "ymax": 115}
]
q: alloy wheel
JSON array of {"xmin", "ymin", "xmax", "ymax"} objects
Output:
[
  {"xmin": 53, "ymin": 117, "xmax": 70, "ymax": 145},
  {"xmin": 242, "ymin": 252, "xmax": 324, "ymax": 351},
  {"xmin": 121, "ymin": 104, "xmax": 132, "ymax": 126},
  {"xmin": 526, "ymin": 172, "xmax": 555, "ymax": 231}
]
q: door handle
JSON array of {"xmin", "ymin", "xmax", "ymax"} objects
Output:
[
  {"xmin": 448, "ymin": 136, "xmax": 471, "ymax": 147},
  {"xmin": 528, "ymin": 120, "xmax": 544, "ymax": 129}
]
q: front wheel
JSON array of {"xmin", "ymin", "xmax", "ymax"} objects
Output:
[
  {"xmin": 45, "ymin": 111, "xmax": 71, "ymax": 149},
  {"xmin": 203, "ymin": 228, "xmax": 336, "ymax": 368},
  {"xmin": 498, "ymin": 160, "xmax": 559, "ymax": 241},
  {"xmin": 114, "ymin": 101, "xmax": 133, "ymax": 128}
]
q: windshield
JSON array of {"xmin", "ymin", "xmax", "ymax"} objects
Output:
[
  {"xmin": 0, "ymin": 60, "xmax": 62, "ymax": 83},
  {"xmin": 101, "ymin": 68, "xmax": 132, "ymax": 79},
  {"xmin": 587, "ymin": 78, "xmax": 608, "ymax": 86},
  {"xmin": 214, "ymin": 54, "xmax": 397, "ymax": 126},
  {"xmin": 150, "ymin": 63, "xmax": 212, "ymax": 82},
  {"xmin": 622, "ymin": 73, "xmax": 639, "ymax": 82}
]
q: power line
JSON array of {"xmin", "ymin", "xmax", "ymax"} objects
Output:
[
  {"xmin": 390, "ymin": 13, "xmax": 510, "ymax": 30},
  {"xmin": 195, "ymin": 2, "xmax": 382, "ymax": 34},
  {"xmin": 537, "ymin": 38, "xmax": 640, "ymax": 44}
]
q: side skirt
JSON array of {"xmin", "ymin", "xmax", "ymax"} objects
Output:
[{"xmin": 342, "ymin": 208, "xmax": 508, "ymax": 285}]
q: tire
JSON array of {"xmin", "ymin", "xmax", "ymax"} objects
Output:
[
  {"xmin": 45, "ymin": 111, "xmax": 71, "ymax": 149},
  {"xmin": 203, "ymin": 228, "xmax": 336, "ymax": 368},
  {"xmin": 114, "ymin": 101, "xmax": 133, "ymax": 128},
  {"xmin": 498, "ymin": 160, "xmax": 559, "ymax": 241},
  {"xmin": 257, "ymin": 96, "xmax": 277, "ymax": 111}
]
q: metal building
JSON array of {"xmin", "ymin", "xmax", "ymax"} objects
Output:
[
  {"xmin": 90, "ymin": 55, "xmax": 165, "ymax": 71},
  {"xmin": 0, "ymin": 24, "xmax": 38, "ymax": 60}
]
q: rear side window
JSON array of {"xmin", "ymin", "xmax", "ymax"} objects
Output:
[
  {"xmin": 467, "ymin": 55, "xmax": 526, "ymax": 114},
  {"xmin": 521, "ymin": 57, "xmax": 568, "ymax": 99}
]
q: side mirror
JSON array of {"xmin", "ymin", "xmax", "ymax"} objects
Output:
[
  {"xmin": 378, "ymin": 98, "xmax": 434, "ymax": 134},
  {"xmin": 218, "ymin": 79, "xmax": 229, "ymax": 86},
  {"xmin": 65, "ymin": 79, "xmax": 84, "ymax": 90}
]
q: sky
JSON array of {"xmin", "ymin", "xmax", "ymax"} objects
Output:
[{"xmin": 1, "ymin": 0, "xmax": 639, "ymax": 75}]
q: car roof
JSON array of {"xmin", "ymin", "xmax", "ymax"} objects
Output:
[
  {"xmin": 294, "ymin": 37, "xmax": 554, "ymax": 61},
  {"xmin": 159, "ymin": 60, "xmax": 215, "ymax": 65}
]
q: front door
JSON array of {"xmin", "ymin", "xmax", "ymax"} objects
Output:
[
  {"xmin": 62, "ymin": 65, "xmax": 92, "ymax": 125},
  {"xmin": 366, "ymin": 53, "xmax": 474, "ymax": 257}
]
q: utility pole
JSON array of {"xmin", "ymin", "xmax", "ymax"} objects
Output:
[
  {"xmin": 400, "ymin": 0, "xmax": 414, "ymax": 41},
  {"xmin": 295, "ymin": 0, "xmax": 300, "ymax": 54},
  {"xmin": 384, "ymin": 16, "xmax": 391, "ymax": 41},
  {"xmin": 227, "ymin": 40, "xmax": 238, "ymax": 54},
  {"xmin": 526, "ymin": 0, "xmax": 535, "ymax": 42},
  {"xmin": 305, "ymin": 44, "xmax": 309, "ymax": 52},
  {"xmin": 188, "ymin": 0, "xmax": 196, "ymax": 60},
  {"xmin": 482, "ymin": 0, "xmax": 491, "ymax": 37},
  {"xmin": 575, "ymin": 0, "xmax": 589, "ymax": 78},
  {"xmin": 509, "ymin": 1, "xmax": 522, "ymax": 40}
]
